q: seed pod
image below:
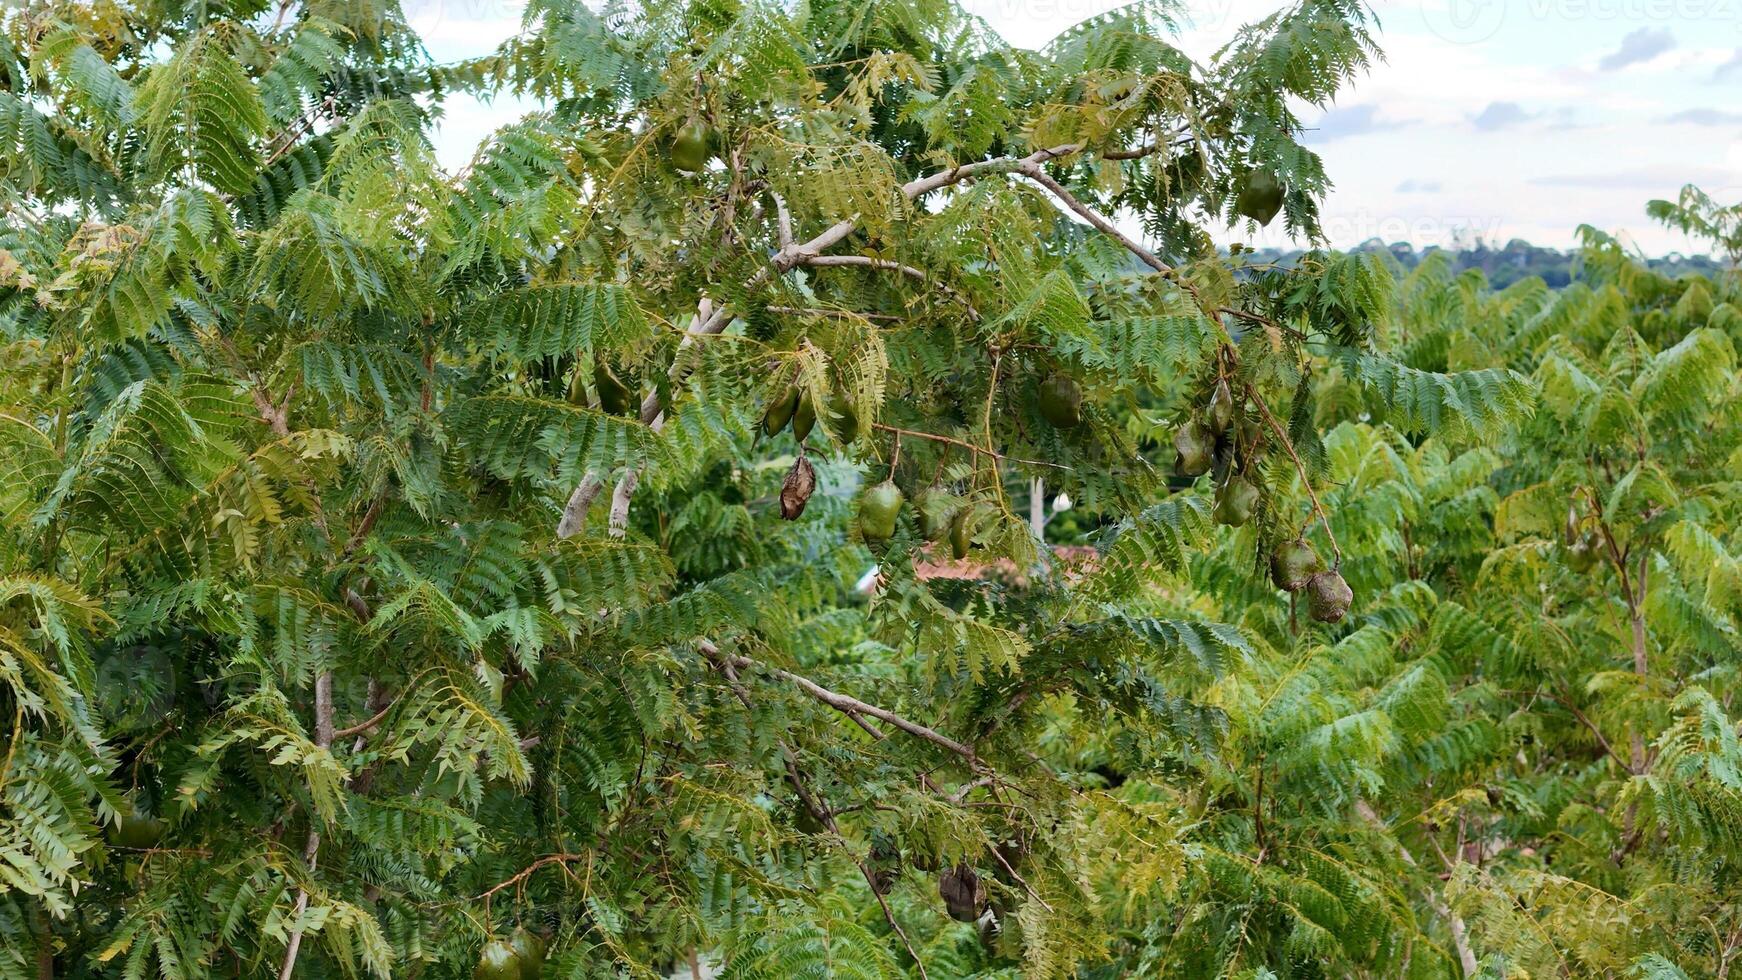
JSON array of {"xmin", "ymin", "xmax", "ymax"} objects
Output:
[
  {"xmin": 859, "ymin": 480, "xmax": 904, "ymax": 544},
  {"xmin": 868, "ymin": 837, "xmax": 902, "ymax": 897},
  {"xmin": 670, "ymin": 120, "xmax": 713, "ymax": 173},
  {"xmin": 1174, "ymin": 420, "xmax": 1212, "ymax": 477},
  {"xmin": 1235, "ymin": 170, "xmax": 1284, "ymax": 226},
  {"xmin": 508, "ymin": 927, "xmax": 546, "ymax": 980},
  {"xmin": 1206, "ymin": 379, "xmax": 1235, "ymax": 435},
  {"xmin": 108, "ymin": 811, "xmax": 167, "ymax": 850},
  {"xmin": 939, "ymin": 864, "xmax": 986, "ymax": 923},
  {"xmin": 761, "ymin": 387, "xmax": 799, "ymax": 437},
  {"xmin": 829, "ymin": 391, "xmax": 860, "ymax": 443},
  {"xmin": 1269, "ymin": 538, "xmax": 1321, "ymax": 592},
  {"xmin": 949, "ymin": 506, "xmax": 973, "ymax": 560},
  {"xmin": 792, "ymin": 394, "xmax": 816, "ymax": 442},
  {"xmin": 1213, "ymin": 476, "xmax": 1259, "ymax": 526},
  {"xmin": 595, "ymin": 364, "xmax": 634, "ymax": 416},
  {"xmin": 915, "ymin": 490, "xmax": 951, "ymax": 541},
  {"xmin": 1037, "ymin": 373, "xmax": 1083, "ymax": 428},
  {"xmin": 1566, "ymin": 534, "xmax": 1599, "ymax": 573},
  {"xmin": 780, "ymin": 456, "xmax": 816, "ymax": 520},
  {"xmin": 474, "ymin": 939, "xmax": 520, "ymax": 980},
  {"xmin": 1306, "ymin": 569, "xmax": 1353, "ymax": 623}
]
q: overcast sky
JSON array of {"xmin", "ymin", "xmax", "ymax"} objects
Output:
[{"xmin": 405, "ymin": 0, "xmax": 1742, "ymax": 257}]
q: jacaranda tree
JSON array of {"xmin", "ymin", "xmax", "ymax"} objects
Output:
[{"xmin": 4, "ymin": 0, "xmax": 1701, "ymax": 976}]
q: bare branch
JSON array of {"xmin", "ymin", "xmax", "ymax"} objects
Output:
[
  {"xmin": 557, "ymin": 471, "xmax": 607, "ymax": 539},
  {"xmin": 608, "ymin": 468, "xmax": 639, "ymax": 537},
  {"xmin": 800, "ymin": 254, "xmax": 982, "ymax": 321},
  {"xmin": 726, "ymin": 652, "xmax": 980, "ymax": 766},
  {"xmin": 1016, "ymin": 164, "xmax": 1171, "ymax": 274}
]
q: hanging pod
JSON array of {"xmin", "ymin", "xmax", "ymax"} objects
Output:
[
  {"xmin": 828, "ymin": 390, "xmax": 860, "ymax": 443},
  {"xmin": 508, "ymin": 927, "xmax": 546, "ymax": 980},
  {"xmin": 474, "ymin": 939, "xmax": 521, "ymax": 980},
  {"xmin": 1206, "ymin": 378, "xmax": 1235, "ymax": 435},
  {"xmin": 939, "ymin": 864, "xmax": 987, "ymax": 923},
  {"xmin": 949, "ymin": 505, "xmax": 974, "ymax": 560},
  {"xmin": 1269, "ymin": 538, "xmax": 1321, "ymax": 592},
  {"xmin": 858, "ymin": 480, "xmax": 904, "ymax": 544},
  {"xmin": 1037, "ymin": 372, "xmax": 1084, "ymax": 428},
  {"xmin": 761, "ymin": 387, "xmax": 800, "ymax": 437},
  {"xmin": 791, "ymin": 393, "xmax": 816, "ymax": 442},
  {"xmin": 594, "ymin": 363, "xmax": 634, "ymax": 416},
  {"xmin": 1213, "ymin": 476, "xmax": 1259, "ymax": 526},
  {"xmin": 670, "ymin": 119, "xmax": 714, "ymax": 173},
  {"xmin": 1306, "ymin": 568, "xmax": 1353, "ymax": 623},
  {"xmin": 780, "ymin": 456, "xmax": 816, "ymax": 520},
  {"xmin": 915, "ymin": 490, "xmax": 951, "ymax": 541},
  {"xmin": 1235, "ymin": 169, "xmax": 1284, "ymax": 226},
  {"xmin": 1173, "ymin": 420, "xmax": 1213, "ymax": 477}
]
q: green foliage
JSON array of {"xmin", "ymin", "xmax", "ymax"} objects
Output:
[{"xmin": 4, "ymin": 1, "xmax": 1738, "ymax": 977}]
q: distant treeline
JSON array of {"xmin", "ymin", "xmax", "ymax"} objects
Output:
[{"xmin": 1247, "ymin": 237, "xmax": 1730, "ymax": 288}]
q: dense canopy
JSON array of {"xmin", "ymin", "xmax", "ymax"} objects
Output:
[{"xmin": 2, "ymin": 0, "xmax": 1740, "ymax": 977}]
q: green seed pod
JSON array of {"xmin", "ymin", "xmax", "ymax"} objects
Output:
[
  {"xmin": 108, "ymin": 812, "xmax": 167, "ymax": 850},
  {"xmin": 1174, "ymin": 420, "xmax": 1212, "ymax": 477},
  {"xmin": 859, "ymin": 480, "xmax": 904, "ymax": 543},
  {"xmin": 791, "ymin": 394, "xmax": 816, "ymax": 442},
  {"xmin": 761, "ymin": 387, "xmax": 799, "ymax": 437},
  {"xmin": 915, "ymin": 490, "xmax": 951, "ymax": 541},
  {"xmin": 1269, "ymin": 538, "xmax": 1321, "ymax": 592},
  {"xmin": 1235, "ymin": 170, "xmax": 1284, "ymax": 226},
  {"xmin": 1206, "ymin": 379, "xmax": 1235, "ymax": 435},
  {"xmin": 1306, "ymin": 569, "xmax": 1353, "ymax": 623},
  {"xmin": 594, "ymin": 364, "xmax": 634, "ymax": 416},
  {"xmin": 829, "ymin": 392, "xmax": 860, "ymax": 443},
  {"xmin": 949, "ymin": 506, "xmax": 973, "ymax": 560},
  {"xmin": 508, "ymin": 927, "xmax": 545, "ymax": 980},
  {"xmin": 1213, "ymin": 476, "xmax": 1259, "ymax": 526},
  {"xmin": 474, "ymin": 939, "xmax": 521, "ymax": 980},
  {"xmin": 671, "ymin": 120, "xmax": 713, "ymax": 173},
  {"xmin": 1038, "ymin": 373, "xmax": 1083, "ymax": 428},
  {"xmin": 1566, "ymin": 534, "xmax": 1599, "ymax": 573}
]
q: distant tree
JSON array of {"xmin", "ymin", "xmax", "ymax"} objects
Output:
[{"xmin": 1649, "ymin": 184, "xmax": 1742, "ymax": 268}]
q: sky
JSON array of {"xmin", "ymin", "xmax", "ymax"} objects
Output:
[{"xmin": 403, "ymin": 0, "xmax": 1742, "ymax": 257}]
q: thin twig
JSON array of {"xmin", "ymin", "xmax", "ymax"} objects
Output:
[
  {"xmin": 726, "ymin": 652, "xmax": 981, "ymax": 766},
  {"xmin": 1245, "ymin": 382, "xmax": 1342, "ymax": 565},
  {"xmin": 870, "ymin": 423, "xmax": 1069, "ymax": 471}
]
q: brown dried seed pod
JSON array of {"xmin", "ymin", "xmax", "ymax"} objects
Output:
[
  {"xmin": 1306, "ymin": 569, "xmax": 1353, "ymax": 623},
  {"xmin": 939, "ymin": 864, "xmax": 986, "ymax": 923},
  {"xmin": 779, "ymin": 456, "xmax": 816, "ymax": 520}
]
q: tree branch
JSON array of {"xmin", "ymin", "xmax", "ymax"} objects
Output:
[
  {"xmin": 1015, "ymin": 163, "xmax": 1171, "ymax": 273},
  {"xmin": 279, "ymin": 670, "xmax": 332, "ymax": 980},
  {"xmin": 724, "ymin": 650, "xmax": 980, "ymax": 766},
  {"xmin": 799, "ymin": 254, "xmax": 982, "ymax": 321}
]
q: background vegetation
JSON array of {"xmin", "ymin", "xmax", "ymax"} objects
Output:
[{"xmin": 1, "ymin": 1, "xmax": 1740, "ymax": 978}]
